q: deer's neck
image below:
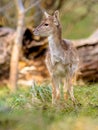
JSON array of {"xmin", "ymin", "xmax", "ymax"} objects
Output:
[{"xmin": 48, "ymin": 27, "xmax": 63, "ymax": 57}]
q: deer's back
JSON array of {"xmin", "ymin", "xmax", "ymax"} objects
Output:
[{"xmin": 62, "ymin": 39, "xmax": 79, "ymax": 63}]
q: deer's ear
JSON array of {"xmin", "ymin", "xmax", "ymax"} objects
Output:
[
  {"xmin": 53, "ymin": 10, "xmax": 60, "ymax": 25},
  {"xmin": 44, "ymin": 11, "xmax": 49, "ymax": 18}
]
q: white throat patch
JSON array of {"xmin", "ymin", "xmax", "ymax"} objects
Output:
[{"xmin": 48, "ymin": 35, "xmax": 64, "ymax": 65}]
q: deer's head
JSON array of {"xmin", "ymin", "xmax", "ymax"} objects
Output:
[{"xmin": 33, "ymin": 10, "xmax": 60, "ymax": 37}]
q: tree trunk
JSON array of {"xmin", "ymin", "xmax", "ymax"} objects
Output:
[{"xmin": 9, "ymin": 0, "xmax": 25, "ymax": 91}]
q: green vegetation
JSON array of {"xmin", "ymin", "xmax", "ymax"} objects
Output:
[
  {"xmin": 61, "ymin": 4, "xmax": 98, "ymax": 39},
  {"xmin": 0, "ymin": 83, "xmax": 98, "ymax": 130}
]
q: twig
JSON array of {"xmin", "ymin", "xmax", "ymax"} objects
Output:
[
  {"xmin": 24, "ymin": 0, "xmax": 41, "ymax": 13},
  {"xmin": 0, "ymin": 1, "xmax": 14, "ymax": 12}
]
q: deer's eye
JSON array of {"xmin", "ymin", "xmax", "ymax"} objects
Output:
[{"xmin": 45, "ymin": 23, "xmax": 48, "ymax": 26}]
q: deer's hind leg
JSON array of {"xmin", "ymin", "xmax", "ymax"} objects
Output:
[
  {"xmin": 68, "ymin": 79, "xmax": 75, "ymax": 103},
  {"xmin": 63, "ymin": 76, "xmax": 75, "ymax": 103},
  {"xmin": 68, "ymin": 65, "xmax": 79, "ymax": 103},
  {"xmin": 63, "ymin": 78, "xmax": 68, "ymax": 101}
]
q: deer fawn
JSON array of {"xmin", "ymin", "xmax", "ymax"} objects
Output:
[{"xmin": 33, "ymin": 10, "xmax": 79, "ymax": 104}]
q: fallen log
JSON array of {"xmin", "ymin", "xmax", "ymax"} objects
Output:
[
  {"xmin": 0, "ymin": 27, "xmax": 98, "ymax": 84},
  {"xmin": 0, "ymin": 27, "xmax": 15, "ymax": 80},
  {"xmin": 72, "ymin": 29, "xmax": 98, "ymax": 81}
]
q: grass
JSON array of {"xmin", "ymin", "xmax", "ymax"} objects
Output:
[{"xmin": 0, "ymin": 83, "xmax": 98, "ymax": 130}]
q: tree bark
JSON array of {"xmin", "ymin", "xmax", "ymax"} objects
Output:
[
  {"xmin": 0, "ymin": 28, "xmax": 98, "ymax": 83},
  {"xmin": 72, "ymin": 29, "xmax": 98, "ymax": 82},
  {"xmin": 9, "ymin": 0, "xmax": 25, "ymax": 91},
  {"xmin": 22, "ymin": 28, "xmax": 98, "ymax": 82}
]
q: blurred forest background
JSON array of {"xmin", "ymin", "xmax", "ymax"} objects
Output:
[
  {"xmin": 1, "ymin": 0, "xmax": 98, "ymax": 37},
  {"xmin": 0, "ymin": 0, "xmax": 98, "ymax": 130},
  {"xmin": 0, "ymin": 0, "xmax": 98, "ymax": 89}
]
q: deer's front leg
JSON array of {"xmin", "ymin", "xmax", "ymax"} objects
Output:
[{"xmin": 51, "ymin": 75, "xmax": 60, "ymax": 104}]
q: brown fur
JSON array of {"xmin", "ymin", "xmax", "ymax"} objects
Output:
[{"xmin": 33, "ymin": 11, "xmax": 79, "ymax": 104}]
